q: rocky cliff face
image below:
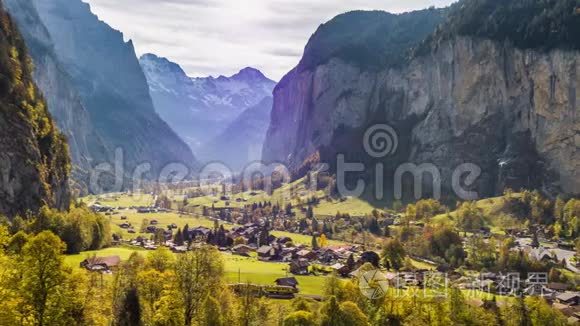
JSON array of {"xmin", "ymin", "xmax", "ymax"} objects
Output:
[
  {"xmin": 0, "ymin": 4, "xmax": 70, "ymax": 217},
  {"xmin": 4, "ymin": 0, "xmax": 108, "ymax": 193},
  {"xmin": 140, "ymin": 53, "xmax": 276, "ymax": 152},
  {"xmin": 15, "ymin": 0, "xmax": 198, "ymax": 190},
  {"xmin": 263, "ymin": 10, "xmax": 579, "ymax": 198}
]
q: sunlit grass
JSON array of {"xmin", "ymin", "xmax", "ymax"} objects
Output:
[
  {"xmin": 64, "ymin": 247, "xmax": 328, "ymax": 295},
  {"xmin": 430, "ymin": 193, "xmax": 525, "ymax": 234},
  {"xmin": 222, "ymin": 253, "xmax": 326, "ymax": 295},
  {"xmin": 64, "ymin": 246, "xmax": 145, "ymax": 268},
  {"xmin": 107, "ymin": 210, "xmax": 221, "ymax": 238}
]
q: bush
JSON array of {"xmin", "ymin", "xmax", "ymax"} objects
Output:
[{"xmin": 28, "ymin": 206, "xmax": 111, "ymax": 254}]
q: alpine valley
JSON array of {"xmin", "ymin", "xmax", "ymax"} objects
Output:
[{"xmin": 0, "ymin": 0, "xmax": 579, "ymax": 325}]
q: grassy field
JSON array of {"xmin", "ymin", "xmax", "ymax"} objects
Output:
[
  {"xmin": 430, "ymin": 194, "xmax": 525, "ymax": 234},
  {"xmin": 64, "ymin": 246, "xmax": 145, "ymax": 268},
  {"xmin": 107, "ymin": 210, "xmax": 223, "ymax": 238},
  {"xmin": 308, "ymin": 197, "xmax": 384, "ymax": 217},
  {"xmin": 64, "ymin": 246, "xmax": 328, "ymax": 295},
  {"xmin": 170, "ymin": 177, "xmax": 387, "ymax": 217},
  {"xmin": 64, "ymin": 247, "xmax": 502, "ymax": 299},
  {"xmin": 85, "ymin": 175, "xmax": 387, "ymax": 221},
  {"xmin": 76, "ymin": 186, "xmax": 414, "ymax": 297},
  {"xmin": 83, "ymin": 193, "xmax": 156, "ymax": 207},
  {"xmin": 64, "ymin": 247, "xmax": 436, "ymax": 296},
  {"xmin": 175, "ymin": 179, "xmax": 308, "ymax": 210},
  {"xmin": 408, "ymin": 258, "xmax": 436, "ymax": 270},
  {"xmin": 86, "ymin": 189, "xmax": 350, "ymax": 247},
  {"xmin": 222, "ymin": 253, "xmax": 326, "ymax": 295}
]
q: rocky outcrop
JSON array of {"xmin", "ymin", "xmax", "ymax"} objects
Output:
[
  {"xmin": 0, "ymin": 4, "xmax": 70, "ymax": 217},
  {"xmin": 8, "ymin": 0, "xmax": 198, "ymax": 191},
  {"xmin": 263, "ymin": 10, "xmax": 579, "ymax": 198},
  {"xmin": 140, "ymin": 53, "xmax": 276, "ymax": 152}
]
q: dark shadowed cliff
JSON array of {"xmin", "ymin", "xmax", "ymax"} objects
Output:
[
  {"xmin": 4, "ymin": 0, "xmax": 108, "ymax": 194},
  {"xmin": 0, "ymin": 3, "xmax": 70, "ymax": 217}
]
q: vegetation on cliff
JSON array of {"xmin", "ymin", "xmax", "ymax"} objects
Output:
[
  {"xmin": 297, "ymin": 8, "xmax": 446, "ymax": 72},
  {"xmin": 417, "ymin": 0, "xmax": 580, "ymax": 55},
  {"xmin": 0, "ymin": 3, "xmax": 70, "ymax": 217},
  {"xmin": 298, "ymin": 0, "xmax": 580, "ymax": 72}
]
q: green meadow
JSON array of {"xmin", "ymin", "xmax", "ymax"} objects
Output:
[{"xmin": 64, "ymin": 246, "xmax": 328, "ymax": 295}]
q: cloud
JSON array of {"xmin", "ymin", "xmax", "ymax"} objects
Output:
[
  {"xmin": 83, "ymin": 0, "xmax": 456, "ymax": 80},
  {"xmin": 265, "ymin": 47, "xmax": 304, "ymax": 58}
]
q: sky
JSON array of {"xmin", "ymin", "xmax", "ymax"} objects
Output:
[{"xmin": 83, "ymin": 0, "xmax": 455, "ymax": 81}]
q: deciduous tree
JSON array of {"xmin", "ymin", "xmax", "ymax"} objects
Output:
[
  {"xmin": 381, "ymin": 238, "xmax": 405, "ymax": 270},
  {"xmin": 175, "ymin": 246, "xmax": 224, "ymax": 326},
  {"xmin": 20, "ymin": 231, "xmax": 69, "ymax": 326}
]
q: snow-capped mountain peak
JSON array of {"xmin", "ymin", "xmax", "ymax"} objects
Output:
[{"xmin": 139, "ymin": 53, "xmax": 276, "ymax": 156}]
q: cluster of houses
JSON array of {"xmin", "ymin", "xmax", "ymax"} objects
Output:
[
  {"xmin": 89, "ymin": 203, "xmax": 169, "ymax": 214},
  {"xmin": 554, "ymin": 293, "xmax": 580, "ymax": 324},
  {"xmin": 454, "ymin": 271, "xmax": 580, "ymax": 322},
  {"xmin": 136, "ymin": 207, "xmax": 169, "ymax": 214},
  {"xmin": 515, "ymin": 240, "xmax": 579, "ymax": 273},
  {"xmin": 90, "ymin": 204, "xmax": 115, "ymax": 213},
  {"xmin": 117, "ymin": 218, "xmax": 177, "ymax": 238}
]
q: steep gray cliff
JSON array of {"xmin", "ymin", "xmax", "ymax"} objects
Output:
[
  {"xmin": 11, "ymin": 0, "xmax": 198, "ymax": 191},
  {"xmin": 263, "ymin": 10, "xmax": 579, "ymax": 198},
  {"xmin": 0, "ymin": 4, "xmax": 70, "ymax": 217},
  {"xmin": 4, "ymin": 0, "xmax": 108, "ymax": 194}
]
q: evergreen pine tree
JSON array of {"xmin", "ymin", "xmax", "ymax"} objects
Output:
[
  {"xmin": 175, "ymin": 228, "xmax": 184, "ymax": 246},
  {"xmin": 311, "ymin": 234, "xmax": 319, "ymax": 249},
  {"xmin": 116, "ymin": 287, "xmax": 141, "ymax": 326}
]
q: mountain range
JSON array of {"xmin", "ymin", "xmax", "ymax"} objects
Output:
[
  {"xmin": 3, "ymin": 0, "xmax": 577, "ymax": 202},
  {"xmin": 140, "ymin": 53, "xmax": 276, "ymax": 169}
]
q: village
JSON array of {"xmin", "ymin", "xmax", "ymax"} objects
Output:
[{"xmin": 84, "ymin": 194, "xmax": 580, "ymax": 323}]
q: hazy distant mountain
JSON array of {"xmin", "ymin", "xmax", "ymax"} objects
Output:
[
  {"xmin": 11, "ymin": 0, "xmax": 198, "ymax": 190},
  {"xmin": 140, "ymin": 54, "xmax": 276, "ymax": 152},
  {"xmin": 198, "ymin": 97, "xmax": 274, "ymax": 171}
]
